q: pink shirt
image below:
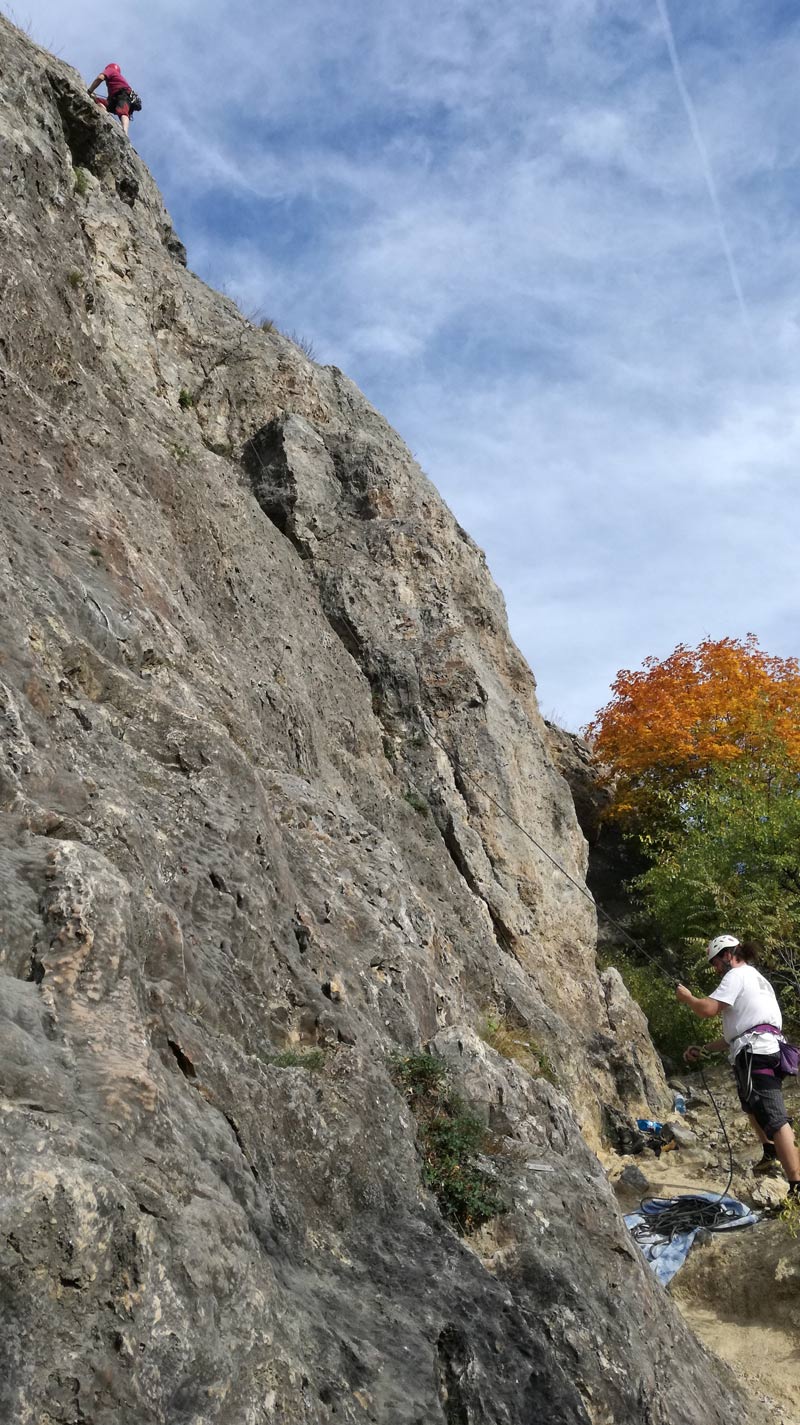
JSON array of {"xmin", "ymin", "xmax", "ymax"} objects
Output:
[{"xmin": 103, "ymin": 65, "xmax": 131, "ymax": 99}]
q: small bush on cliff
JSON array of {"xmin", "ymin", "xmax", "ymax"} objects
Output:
[
  {"xmin": 403, "ymin": 788, "xmax": 429, "ymax": 815},
  {"xmin": 265, "ymin": 1048, "xmax": 325, "ymax": 1071},
  {"xmin": 480, "ymin": 1013, "xmax": 555, "ymax": 1083},
  {"xmin": 73, "ymin": 166, "xmax": 90, "ymax": 197},
  {"xmin": 391, "ymin": 1053, "xmax": 506, "ymax": 1233}
]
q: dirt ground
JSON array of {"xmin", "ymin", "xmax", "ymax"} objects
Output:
[{"xmin": 605, "ymin": 1065, "xmax": 800, "ymax": 1425}]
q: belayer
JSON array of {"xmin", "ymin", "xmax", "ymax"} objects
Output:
[
  {"xmin": 677, "ymin": 934, "xmax": 800, "ymax": 1197},
  {"xmin": 87, "ymin": 63, "xmax": 141, "ymax": 138}
]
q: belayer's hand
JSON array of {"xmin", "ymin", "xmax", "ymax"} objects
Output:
[
  {"xmin": 675, "ymin": 983, "xmax": 692, "ymax": 1004},
  {"xmin": 683, "ymin": 1044, "xmax": 703, "ymax": 1064}
]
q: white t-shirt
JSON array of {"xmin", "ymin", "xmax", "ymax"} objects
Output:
[{"xmin": 711, "ymin": 963, "xmax": 782, "ymax": 1063}]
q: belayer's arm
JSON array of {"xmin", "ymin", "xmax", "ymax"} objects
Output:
[{"xmin": 676, "ymin": 985, "xmax": 722, "ymax": 1019}]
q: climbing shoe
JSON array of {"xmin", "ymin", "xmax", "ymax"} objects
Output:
[{"xmin": 753, "ymin": 1146, "xmax": 781, "ymax": 1177}]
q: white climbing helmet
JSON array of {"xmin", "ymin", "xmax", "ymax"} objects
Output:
[{"xmin": 706, "ymin": 933, "xmax": 740, "ymax": 961}]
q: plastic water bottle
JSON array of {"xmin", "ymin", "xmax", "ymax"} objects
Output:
[
  {"xmin": 673, "ymin": 1093, "xmax": 687, "ymax": 1116},
  {"xmin": 636, "ymin": 1118, "xmax": 663, "ymax": 1133}
]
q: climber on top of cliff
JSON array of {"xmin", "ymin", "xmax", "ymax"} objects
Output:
[
  {"xmin": 677, "ymin": 934, "xmax": 800, "ymax": 1197},
  {"xmin": 87, "ymin": 63, "xmax": 140, "ymax": 137}
]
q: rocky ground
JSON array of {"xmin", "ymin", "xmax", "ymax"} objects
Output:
[{"xmin": 606, "ymin": 1063, "xmax": 800, "ymax": 1425}]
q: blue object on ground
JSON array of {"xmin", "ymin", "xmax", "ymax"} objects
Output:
[
  {"xmin": 624, "ymin": 1193, "xmax": 758, "ymax": 1286},
  {"xmin": 672, "ymin": 1093, "xmax": 687, "ymax": 1115},
  {"xmin": 637, "ymin": 1118, "xmax": 663, "ymax": 1133}
]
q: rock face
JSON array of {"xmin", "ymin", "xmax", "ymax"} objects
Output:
[
  {"xmin": 543, "ymin": 724, "xmax": 613, "ymax": 847},
  {"xmin": 544, "ymin": 724, "xmax": 652, "ymax": 958},
  {"xmin": 0, "ymin": 17, "xmax": 756, "ymax": 1424}
]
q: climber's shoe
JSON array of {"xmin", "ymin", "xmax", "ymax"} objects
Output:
[{"xmin": 753, "ymin": 1146, "xmax": 782, "ymax": 1177}]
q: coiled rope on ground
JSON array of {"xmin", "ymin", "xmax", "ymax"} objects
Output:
[{"xmin": 630, "ymin": 1064, "xmax": 752, "ymax": 1242}]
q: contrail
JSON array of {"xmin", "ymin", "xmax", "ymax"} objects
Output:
[{"xmin": 654, "ymin": 0, "xmax": 757, "ymax": 357}]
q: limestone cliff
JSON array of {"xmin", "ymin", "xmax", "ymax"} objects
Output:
[{"xmin": 0, "ymin": 16, "xmax": 757, "ymax": 1424}]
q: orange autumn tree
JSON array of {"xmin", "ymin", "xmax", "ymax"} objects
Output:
[{"xmin": 586, "ymin": 635, "xmax": 800, "ymax": 822}]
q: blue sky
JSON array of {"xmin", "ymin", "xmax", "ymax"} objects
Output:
[{"xmin": 18, "ymin": 0, "xmax": 800, "ymax": 728}]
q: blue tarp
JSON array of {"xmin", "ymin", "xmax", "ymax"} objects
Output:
[{"xmin": 624, "ymin": 1192, "xmax": 758, "ymax": 1285}]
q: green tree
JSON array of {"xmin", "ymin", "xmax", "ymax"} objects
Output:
[{"xmin": 634, "ymin": 758, "xmax": 800, "ymax": 1013}]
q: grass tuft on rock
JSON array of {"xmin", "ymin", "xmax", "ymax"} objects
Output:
[
  {"xmin": 779, "ymin": 1192, "xmax": 800, "ymax": 1239},
  {"xmin": 403, "ymin": 788, "xmax": 429, "ymax": 815},
  {"xmin": 480, "ymin": 1012, "xmax": 555, "ymax": 1083},
  {"xmin": 392, "ymin": 1052, "xmax": 506, "ymax": 1233},
  {"xmin": 266, "ymin": 1048, "xmax": 326, "ymax": 1071}
]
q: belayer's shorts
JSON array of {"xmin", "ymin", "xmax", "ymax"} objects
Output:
[{"xmin": 734, "ymin": 1047, "xmax": 789, "ymax": 1137}]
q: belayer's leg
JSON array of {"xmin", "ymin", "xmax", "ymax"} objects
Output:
[
  {"xmin": 772, "ymin": 1123, "xmax": 800, "ymax": 1185},
  {"xmin": 747, "ymin": 1113, "xmax": 770, "ymax": 1144}
]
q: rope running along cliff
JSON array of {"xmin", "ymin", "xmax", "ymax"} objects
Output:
[{"xmin": 425, "ymin": 723, "xmax": 746, "ymax": 1231}]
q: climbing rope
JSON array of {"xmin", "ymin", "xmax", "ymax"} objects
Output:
[
  {"xmin": 425, "ymin": 724, "xmax": 744, "ymax": 1217},
  {"xmin": 426, "ymin": 723, "xmax": 680, "ymax": 984},
  {"xmin": 630, "ymin": 1063, "xmax": 739, "ymax": 1244},
  {"xmin": 629, "ymin": 1191, "xmax": 746, "ymax": 1243}
]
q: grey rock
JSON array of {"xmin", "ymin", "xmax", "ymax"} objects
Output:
[
  {"xmin": 664, "ymin": 1120, "xmax": 698, "ymax": 1149},
  {"xmin": 668, "ymin": 1079, "xmax": 689, "ymax": 1096},
  {"xmin": 543, "ymin": 723, "xmax": 613, "ymax": 845},
  {"xmin": 616, "ymin": 1163, "xmax": 651, "ymax": 1194},
  {"xmin": 0, "ymin": 13, "xmax": 758, "ymax": 1424}
]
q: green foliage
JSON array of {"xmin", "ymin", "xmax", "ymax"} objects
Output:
[
  {"xmin": 73, "ymin": 167, "xmax": 90, "ymax": 197},
  {"xmin": 266, "ymin": 1048, "xmax": 325, "ymax": 1071},
  {"xmin": 780, "ymin": 1192, "xmax": 800, "ymax": 1239},
  {"xmin": 598, "ymin": 948, "xmax": 720, "ymax": 1062},
  {"xmin": 392, "ymin": 1051, "xmax": 448, "ymax": 1098},
  {"xmin": 632, "ymin": 760, "xmax": 800, "ymax": 1006},
  {"xmin": 479, "ymin": 1013, "xmax": 555, "ymax": 1083},
  {"xmin": 67, "ymin": 269, "xmax": 84, "ymax": 289},
  {"xmin": 403, "ymin": 788, "xmax": 429, "ymax": 815},
  {"xmin": 392, "ymin": 1053, "xmax": 506, "ymax": 1233},
  {"xmin": 178, "ymin": 387, "xmax": 194, "ymax": 410},
  {"xmin": 169, "ymin": 443, "xmax": 191, "ymax": 463}
]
